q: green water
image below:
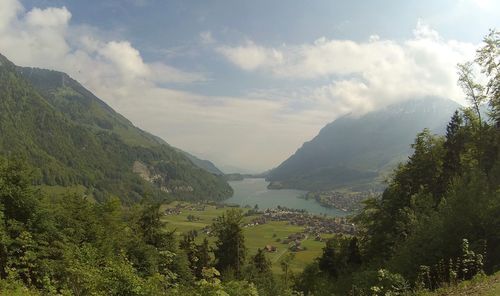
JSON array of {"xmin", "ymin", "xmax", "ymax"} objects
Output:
[{"xmin": 225, "ymin": 178, "xmax": 348, "ymax": 217}]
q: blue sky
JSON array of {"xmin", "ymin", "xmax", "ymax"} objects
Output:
[{"xmin": 1, "ymin": 0, "xmax": 499, "ymax": 172}]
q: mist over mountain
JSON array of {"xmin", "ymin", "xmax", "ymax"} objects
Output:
[
  {"xmin": 267, "ymin": 97, "xmax": 461, "ymax": 191},
  {"xmin": 0, "ymin": 53, "xmax": 231, "ymax": 202}
]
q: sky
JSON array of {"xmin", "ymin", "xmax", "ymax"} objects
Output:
[{"xmin": 0, "ymin": 0, "xmax": 499, "ymax": 172}]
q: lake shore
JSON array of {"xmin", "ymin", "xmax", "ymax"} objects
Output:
[{"xmin": 225, "ymin": 178, "xmax": 350, "ymax": 217}]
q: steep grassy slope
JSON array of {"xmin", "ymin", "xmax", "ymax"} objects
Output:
[
  {"xmin": 417, "ymin": 273, "xmax": 500, "ymax": 296},
  {"xmin": 0, "ymin": 54, "xmax": 232, "ymax": 202},
  {"xmin": 268, "ymin": 98, "xmax": 460, "ymax": 191}
]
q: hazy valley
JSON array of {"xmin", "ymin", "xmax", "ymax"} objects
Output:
[{"xmin": 0, "ymin": 1, "xmax": 499, "ymax": 295}]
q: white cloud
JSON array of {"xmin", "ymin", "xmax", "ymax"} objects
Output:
[
  {"xmin": 217, "ymin": 21, "xmax": 477, "ymax": 112},
  {"xmin": 217, "ymin": 41, "xmax": 283, "ymax": 71},
  {"xmin": 26, "ymin": 6, "xmax": 71, "ymax": 28},
  {"xmin": 0, "ymin": 0, "xmax": 22, "ymax": 32},
  {"xmin": 0, "ymin": 0, "xmax": 480, "ymax": 172},
  {"xmin": 0, "ymin": 0, "xmax": 302, "ymax": 171},
  {"xmin": 99, "ymin": 41, "xmax": 151, "ymax": 80},
  {"xmin": 0, "ymin": 1, "xmax": 204, "ymax": 86}
]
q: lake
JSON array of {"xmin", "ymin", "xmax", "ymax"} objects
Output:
[{"xmin": 225, "ymin": 178, "xmax": 348, "ymax": 217}]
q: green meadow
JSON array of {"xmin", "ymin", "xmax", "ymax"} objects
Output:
[{"xmin": 161, "ymin": 202, "xmax": 330, "ymax": 274}]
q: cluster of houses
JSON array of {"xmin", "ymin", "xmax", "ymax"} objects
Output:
[
  {"xmin": 262, "ymin": 232, "xmax": 307, "ymax": 253},
  {"xmin": 312, "ymin": 191, "xmax": 376, "ymax": 212},
  {"xmin": 163, "ymin": 203, "xmax": 207, "ymax": 215},
  {"xmin": 164, "ymin": 203, "xmax": 357, "ymax": 254},
  {"xmin": 257, "ymin": 208, "xmax": 356, "ymax": 235},
  {"xmin": 244, "ymin": 208, "xmax": 357, "ymax": 253}
]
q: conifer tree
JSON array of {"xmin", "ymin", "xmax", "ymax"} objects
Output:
[
  {"xmin": 212, "ymin": 209, "xmax": 246, "ymax": 277},
  {"xmin": 195, "ymin": 238, "xmax": 211, "ymax": 278},
  {"xmin": 318, "ymin": 239, "xmax": 338, "ymax": 277},
  {"xmin": 347, "ymin": 237, "xmax": 362, "ymax": 267},
  {"xmin": 252, "ymin": 248, "xmax": 271, "ymax": 274}
]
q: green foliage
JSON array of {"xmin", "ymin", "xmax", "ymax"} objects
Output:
[
  {"xmin": 294, "ymin": 262, "xmax": 325, "ymax": 295},
  {"xmin": 351, "ymin": 269, "xmax": 410, "ymax": 296},
  {"xmin": 476, "ymin": 29, "xmax": 500, "ymax": 124},
  {"xmin": 252, "ymin": 249, "xmax": 272, "ymax": 275},
  {"xmin": 213, "ymin": 209, "xmax": 247, "ymax": 278},
  {"xmin": 279, "ymin": 253, "xmax": 296, "ymax": 289},
  {"xmin": 244, "ymin": 249, "xmax": 277, "ymax": 296},
  {"xmin": 318, "ymin": 239, "xmax": 339, "ymax": 277},
  {"xmin": 0, "ymin": 156, "xmax": 210, "ymax": 295},
  {"xmin": 416, "ymin": 239, "xmax": 484, "ymax": 291},
  {"xmin": 0, "ymin": 54, "xmax": 232, "ymax": 204},
  {"xmin": 294, "ymin": 30, "xmax": 500, "ymax": 295},
  {"xmin": 175, "ymin": 267, "xmax": 261, "ymax": 296}
]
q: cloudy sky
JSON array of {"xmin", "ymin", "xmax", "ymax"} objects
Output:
[{"xmin": 0, "ymin": 0, "xmax": 498, "ymax": 172}]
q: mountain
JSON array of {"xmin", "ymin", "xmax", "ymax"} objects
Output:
[
  {"xmin": 179, "ymin": 150, "xmax": 224, "ymax": 175},
  {"xmin": 267, "ymin": 97, "xmax": 461, "ymax": 191},
  {"xmin": 0, "ymin": 53, "xmax": 232, "ymax": 202},
  {"xmin": 18, "ymin": 65, "xmax": 226, "ymax": 177}
]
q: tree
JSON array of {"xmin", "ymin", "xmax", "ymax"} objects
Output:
[
  {"xmin": 180, "ymin": 231, "xmax": 198, "ymax": 275},
  {"xmin": 476, "ymin": 29, "xmax": 500, "ymax": 124},
  {"xmin": 279, "ymin": 253, "xmax": 295, "ymax": 288},
  {"xmin": 318, "ymin": 239, "xmax": 338, "ymax": 277},
  {"xmin": 439, "ymin": 111, "xmax": 465, "ymax": 195},
  {"xmin": 457, "ymin": 62, "xmax": 487, "ymax": 125},
  {"xmin": 212, "ymin": 209, "xmax": 246, "ymax": 278},
  {"xmin": 347, "ymin": 237, "xmax": 362, "ymax": 267},
  {"xmin": 195, "ymin": 238, "xmax": 211, "ymax": 279},
  {"xmin": 252, "ymin": 248, "xmax": 271, "ymax": 275},
  {"xmin": 0, "ymin": 158, "xmax": 39, "ymax": 224},
  {"xmin": 138, "ymin": 202, "xmax": 166, "ymax": 248}
]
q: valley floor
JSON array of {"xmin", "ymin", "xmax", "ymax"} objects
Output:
[{"xmin": 161, "ymin": 201, "xmax": 337, "ymax": 274}]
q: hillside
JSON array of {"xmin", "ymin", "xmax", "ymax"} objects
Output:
[
  {"xmin": 417, "ymin": 273, "xmax": 500, "ymax": 296},
  {"xmin": 267, "ymin": 97, "xmax": 460, "ymax": 191},
  {"xmin": 0, "ymin": 53, "xmax": 232, "ymax": 202},
  {"xmin": 179, "ymin": 150, "xmax": 224, "ymax": 175}
]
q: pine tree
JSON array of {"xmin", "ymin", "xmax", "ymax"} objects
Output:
[
  {"xmin": 347, "ymin": 237, "xmax": 362, "ymax": 267},
  {"xmin": 438, "ymin": 110, "xmax": 464, "ymax": 196},
  {"xmin": 212, "ymin": 209, "xmax": 246, "ymax": 277},
  {"xmin": 318, "ymin": 239, "xmax": 338, "ymax": 277},
  {"xmin": 252, "ymin": 248, "xmax": 271, "ymax": 274},
  {"xmin": 195, "ymin": 238, "xmax": 211, "ymax": 278},
  {"xmin": 138, "ymin": 202, "xmax": 166, "ymax": 248},
  {"xmin": 179, "ymin": 231, "xmax": 198, "ymax": 274}
]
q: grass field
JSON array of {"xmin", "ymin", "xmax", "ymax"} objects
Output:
[{"xmin": 161, "ymin": 201, "xmax": 329, "ymax": 274}]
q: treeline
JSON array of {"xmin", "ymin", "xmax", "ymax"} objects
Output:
[
  {"xmin": 0, "ymin": 157, "xmax": 297, "ymax": 295},
  {"xmin": 291, "ymin": 30, "xmax": 500, "ymax": 295}
]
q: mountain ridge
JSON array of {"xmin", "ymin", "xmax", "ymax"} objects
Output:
[
  {"xmin": 267, "ymin": 97, "xmax": 462, "ymax": 191},
  {"xmin": 0, "ymin": 53, "xmax": 232, "ymax": 202},
  {"xmin": 17, "ymin": 65, "xmax": 226, "ymax": 176}
]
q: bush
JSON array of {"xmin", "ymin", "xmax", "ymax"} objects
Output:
[{"xmin": 352, "ymin": 269, "xmax": 410, "ymax": 296}]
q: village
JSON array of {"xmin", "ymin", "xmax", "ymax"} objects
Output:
[
  {"xmin": 244, "ymin": 207, "xmax": 356, "ymax": 253},
  {"xmin": 305, "ymin": 190, "xmax": 377, "ymax": 212},
  {"xmin": 163, "ymin": 202, "xmax": 356, "ymax": 254}
]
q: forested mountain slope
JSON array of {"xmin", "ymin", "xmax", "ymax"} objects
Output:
[
  {"xmin": 268, "ymin": 97, "xmax": 460, "ymax": 191},
  {"xmin": 0, "ymin": 53, "xmax": 232, "ymax": 202}
]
